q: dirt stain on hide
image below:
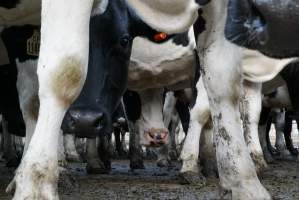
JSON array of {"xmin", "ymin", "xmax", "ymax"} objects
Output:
[{"xmin": 52, "ymin": 57, "xmax": 84, "ymax": 107}]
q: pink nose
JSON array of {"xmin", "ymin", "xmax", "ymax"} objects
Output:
[{"xmin": 145, "ymin": 128, "xmax": 169, "ymax": 147}]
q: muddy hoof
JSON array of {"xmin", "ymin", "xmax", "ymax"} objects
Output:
[
  {"xmin": 264, "ymin": 152, "xmax": 275, "ymax": 163},
  {"xmin": 130, "ymin": 159, "xmax": 145, "ymax": 170},
  {"xmin": 59, "ymin": 169, "xmax": 79, "ymax": 191},
  {"xmin": 66, "ymin": 154, "xmax": 82, "ymax": 163},
  {"xmin": 86, "ymin": 164, "xmax": 110, "ymax": 174},
  {"xmin": 179, "ymin": 171, "xmax": 206, "ymax": 186},
  {"xmin": 157, "ymin": 159, "xmax": 171, "ymax": 168},
  {"xmin": 289, "ymin": 148, "xmax": 299, "ymax": 156}
]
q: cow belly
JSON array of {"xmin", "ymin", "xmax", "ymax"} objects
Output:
[
  {"xmin": 226, "ymin": 0, "xmax": 299, "ymax": 58},
  {"xmin": 0, "ymin": 0, "xmax": 41, "ymax": 26},
  {"xmin": 242, "ymin": 50, "xmax": 295, "ymax": 83},
  {"xmin": 128, "ymin": 53, "xmax": 195, "ymax": 91}
]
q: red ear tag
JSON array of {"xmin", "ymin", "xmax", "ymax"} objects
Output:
[{"xmin": 154, "ymin": 32, "xmax": 167, "ymax": 42}]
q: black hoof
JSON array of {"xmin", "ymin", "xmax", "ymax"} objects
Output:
[{"xmin": 178, "ymin": 171, "xmax": 206, "ymax": 186}]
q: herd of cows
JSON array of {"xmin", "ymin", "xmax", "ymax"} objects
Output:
[{"xmin": 1, "ymin": 0, "xmax": 299, "ymax": 199}]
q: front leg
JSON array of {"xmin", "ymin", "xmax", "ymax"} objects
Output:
[
  {"xmin": 198, "ymin": 2, "xmax": 271, "ymax": 199},
  {"xmin": 10, "ymin": 0, "xmax": 94, "ymax": 199}
]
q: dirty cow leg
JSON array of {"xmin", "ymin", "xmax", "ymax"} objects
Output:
[
  {"xmin": 179, "ymin": 77, "xmax": 209, "ymax": 185},
  {"xmin": 86, "ymin": 138, "xmax": 107, "ymax": 174},
  {"xmin": 241, "ymin": 81, "xmax": 267, "ymax": 173},
  {"xmin": 64, "ymin": 134, "xmax": 81, "ymax": 162},
  {"xmin": 198, "ymin": 2, "xmax": 271, "ymax": 199},
  {"xmin": 128, "ymin": 121, "xmax": 145, "ymax": 170},
  {"xmin": 273, "ymin": 109, "xmax": 292, "ymax": 160},
  {"xmin": 9, "ymin": 0, "xmax": 94, "ymax": 199}
]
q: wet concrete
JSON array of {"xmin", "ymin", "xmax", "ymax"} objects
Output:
[{"xmin": 1, "ymin": 159, "xmax": 299, "ymax": 199}]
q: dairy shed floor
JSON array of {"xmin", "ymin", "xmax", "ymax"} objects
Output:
[{"xmin": 0, "ymin": 123, "xmax": 299, "ymax": 200}]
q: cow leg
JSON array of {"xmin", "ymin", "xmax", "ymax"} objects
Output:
[
  {"xmin": 241, "ymin": 81, "xmax": 267, "ymax": 172},
  {"xmin": 120, "ymin": 129, "xmax": 128, "ymax": 156},
  {"xmin": 114, "ymin": 127, "xmax": 127, "ymax": 158},
  {"xmin": 128, "ymin": 121, "xmax": 145, "ymax": 170},
  {"xmin": 284, "ymin": 111, "xmax": 298, "ymax": 156},
  {"xmin": 64, "ymin": 134, "xmax": 81, "ymax": 162},
  {"xmin": 156, "ymin": 145, "xmax": 171, "ymax": 168},
  {"xmin": 198, "ymin": 3, "xmax": 270, "ymax": 198},
  {"xmin": 2, "ymin": 118, "xmax": 19, "ymax": 167},
  {"xmin": 179, "ymin": 77, "xmax": 209, "ymax": 185},
  {"xmin": 86, "ymin": 138, "xmax": 107, "ymax": 174},
  {"xmin": 168, "ymin": 113, "xmax": 180, "ymax": 160},
  {"xmin": 273, "ymin": 109, "xmax": 292, "ymax": 160},
  {"xmin": 199, "ymin": 118, "xmax": 218, "ymax": 178},
  {"xmin": 163, "ymin": 91, "xmax": 179, "ymax": 160},
  {"xmin": 97, "ymin": 134, "xmax": 112, "ymax": 171},
  {"xmin": 9, "ymin": 0, "xmax": 94, "ymax": 198}
]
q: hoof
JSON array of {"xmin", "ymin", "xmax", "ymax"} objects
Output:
[
  {"xmin": 157, "ymin": 159, "xmax": 171, "ymax": 168},
  {"xmin": 86, "ymin": 158, "xmax": 110, "ymax": 174},
  {"xmin": 264, "ymin": 152, "xmax": 275, "ymax": 163},
  {"xmin": 130, "ymin": 159, "xmax": 145, "ymax": 170},
  {"xmin": 289, "ymin": 147, "xmax": 299, "ymax": 156},
  {"xmin": 59, "ymin": 168, "xmax": 79, "ymax": 191},
  {"xmin": 178, "ymin": 171, "xmax": 206, "ymax": 186},
  {"xmin": 66, "ymin": 154, "xmax": 82, "ymax": 162}
]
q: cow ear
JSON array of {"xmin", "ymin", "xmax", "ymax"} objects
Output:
[{"xmin": 126, "ymin": 0, "xmax": 199, "ymax": 34}]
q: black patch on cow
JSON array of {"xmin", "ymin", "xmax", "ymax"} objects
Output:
[
  {"xmin": 171, "ymin": 32, "xmax": 189, "ymax": 47},
  {"xmin": 259, "ymin": 106, "xmax": 271, "ymax": 125},
  {"xmin": 174, "ymin": 91, "xmax": 190, "ymax": 134},
  {"xmin": 0, "ymin": 64, "xmax": 25, "ymax": 136},
  {"xmin": 190, "ymin": 50, "xmax": 200, "ymax": 108},
  {"xmin": 0, "ymin": 0, "xmax": 20, "ymax": 9},
  {"xmin": 1, "ymin": 25, "xmax": 40, "ymax": 62},
  {"xmin": 193, "ymin": 10, "xmax": 206, "ymax": 40},
  {"xmin": 123, "ymin": 90, "xmax": 141, "ymax": 122},
  {"xmin": 280, "ymin": 61, "xmax": 299, "ymax": 111}
]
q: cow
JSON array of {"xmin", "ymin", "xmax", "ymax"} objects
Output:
[{"xmin": 1, "ymin": 1, "xmax": 198, "ymax": 199}]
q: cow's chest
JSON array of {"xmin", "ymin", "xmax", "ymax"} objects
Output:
[{"xmin": 0, "ymin": 0, "xmax": 41, "ymax": 26}]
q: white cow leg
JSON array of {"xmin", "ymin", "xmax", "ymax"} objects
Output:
[
  {"xmin": 198, "ymin": 2, "xmax": 270, "ymax": 196},
  {"xmin": 179, "ymin": 77, "xmax": 209, "ymax": 185},
  {"xmin": 86, "ymin": 138, "xmax": 107, "ymax": 174},
  {"xmin": 273, "ymin": 109, "xmax": 292, "ymax": 160},
  {"xmin": 200, "ymin": 37, "xmax": 270, "ymax": 199},
  {"xmin": 22, "ymin": 117, "xmax": 37, "ymax": 157},
  {"xmin": 64, "ymin": 134, "xmax": 81, "ymax": 162},
  {"xmin": 241, "ymin": 81, "xmax": 267, "ymax": 173},
  {"xmin": 9, "ymin": 0, "xmax": 94, "ymax": 199}
]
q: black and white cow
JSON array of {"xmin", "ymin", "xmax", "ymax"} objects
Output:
[{"xmin": 1, "ymin": 0, "xmax": 199, "ymax": 199}]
